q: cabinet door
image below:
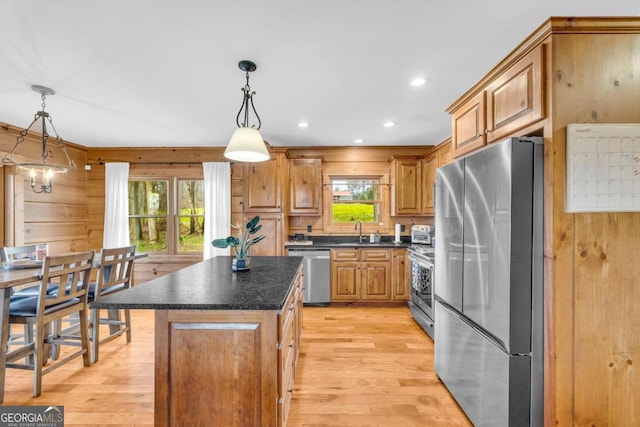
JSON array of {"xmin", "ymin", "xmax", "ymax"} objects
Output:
[
  {"xmin": 392, "ymin": 249, "xmax": 410, "ymax": 301},
  {"xmin": 289, "ymin": 158, "xmax": 321, "ymax": 215},
  {"xmin": 331, "ymin": 262, "xmax": 360, "ymax": 301},
  {"xmin": 452, "ymin": 91, "xmax": 486, "ymax": 158},
  {"xmin": 248, "ymin": 213, "xmax": 283, "ymax": 256},
  {"xmin": 486, "ymin": 45, "xmax": 544, "ymax": 143},
  {"xmin": 421, "ymin": 154, "xmax": 437, "ymax": 215},
  {"xmin": 391, "ymin": 159, "xmax": 421, "ymax": 215},
  {"xmin": 361, "ymin": 262, "xmax": 391, "ymax": 300},
  {"xmin": 244, "ymin": 155, "xmax": 282, "ymax": 212}
]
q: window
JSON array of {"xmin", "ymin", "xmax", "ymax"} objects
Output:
[
  {"xmin": 330, "ymin": 177, "xmax": 381, "ymax": 224},
  {"xmin": 128, "ymin": 177, "xmax": 204, "ymax": 254}
]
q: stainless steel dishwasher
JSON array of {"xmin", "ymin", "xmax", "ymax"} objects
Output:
[{"xmin": 287, "ymin": 248, "xmax": 330, "ymax": 305}]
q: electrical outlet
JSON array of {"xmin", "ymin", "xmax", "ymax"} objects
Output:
[{"xmin": 307, "ymin": 225, "xmax": 312, "ymax": 232}]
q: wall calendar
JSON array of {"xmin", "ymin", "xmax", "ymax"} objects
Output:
[{"xmin": 566, "ymin": 124, "xmax": 640, "ymax": 213}]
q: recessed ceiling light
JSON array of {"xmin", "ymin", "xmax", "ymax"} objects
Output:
[
  {"xmin": 410, "ymin": 77, "xmax": 426, "ymax": 87},
  {"xmin": 383, "ymin": 121, "xmax": 395, "ymax": 128},
  {"xmin": 298, "ymin": 121, "xmax": 309, "ymax": 128},
  {"xmin": 354, "ymin": 138, "xmax": 363, "ymax": 144}
]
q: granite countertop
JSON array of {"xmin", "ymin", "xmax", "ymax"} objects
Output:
[
  {"xmin": 91, "ymin": 256, "xmax": 303, "ymax": 311},
  {"xmin": 285, "ymin": 236, "xmax": 411, "ymax": 250}
]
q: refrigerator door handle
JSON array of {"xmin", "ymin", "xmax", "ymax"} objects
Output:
[{"xmin": 437, "ymin": 298, "xmax": 512, "ymax": 355}]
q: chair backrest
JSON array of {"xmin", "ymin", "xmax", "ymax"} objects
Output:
[
  {"xmin": 39, "ymin": 251, "xmax": 95, "ymax": 312},
  {"xmin": 94, "ymin": 246, "xmax": 136, "ymax": 301},
  {"xmin": 1, "ymin": 245, "xmax": 38, "ymax": 263}
]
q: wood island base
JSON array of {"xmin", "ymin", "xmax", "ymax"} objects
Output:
[{"xmin": 153, "ymin": 270, "xmax": 303, "ymax": 426}]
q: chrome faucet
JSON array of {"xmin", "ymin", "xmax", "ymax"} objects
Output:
[{"xmin": 355, "ymin": 221, "xmax": 363, "ymax": 243}]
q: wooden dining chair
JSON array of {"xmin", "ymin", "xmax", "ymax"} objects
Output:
[
  {"xmin": 54, "ymin": 246, "xmax": 136, "ymax": 363},
  {"xmin": 6, "ymin": 251, "xmax": 95, "ymax": 397},
  {"xmin": 84, "ymin": 246, "xmax": 136, "ymax": 363},
  {"xmin": 1, "ymin": 244, "xmax": 37, "ymax": 262},
  {"xmin": 1, "ymin": 245, "xmax": 55, "ymax": 363}
]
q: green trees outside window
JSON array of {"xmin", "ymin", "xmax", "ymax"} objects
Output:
[{"xmin": 128, "ymin": 179, "xmax": 204, "ymax": 254}]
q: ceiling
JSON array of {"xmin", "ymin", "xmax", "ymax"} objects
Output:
[{"xmin": 0, "ymin": 2, "xmax": 637, "ymax": 149}]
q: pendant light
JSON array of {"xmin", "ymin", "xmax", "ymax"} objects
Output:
[
  {"xmin": 223, "ymin": 60, "xmax": 270, "ymax": 162},
  {"xmin": 2, "ymin": 85, "xmax": 76, "ymax": 194}
]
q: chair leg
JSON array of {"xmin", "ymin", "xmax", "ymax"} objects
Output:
[
  {"xmin": 78, "ymin": 308, "xmax": 91, "ymax": 367},
  {"xmin": 33, "ymin": 323, "xmax": 46, "ymax": 397},
  {"xmin": 50, "ymin": 319, "xmax": 62, "ymax": 360},
  {"xmin": 90, "ymin": 308, "xmax": 99, "ymax": 364},
  {"xmin": 124, "ymin": 309, "xmax": 132, "ymax": 343}
]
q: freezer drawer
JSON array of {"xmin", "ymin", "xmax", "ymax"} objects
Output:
[{"xmin": 434, "ymin": 301, "xmax": 531, "ymax": 427}]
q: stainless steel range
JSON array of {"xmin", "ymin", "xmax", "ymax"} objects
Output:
[{"xmin": 408, "ymin": 225, "xmax": 435, "ymax": 339}]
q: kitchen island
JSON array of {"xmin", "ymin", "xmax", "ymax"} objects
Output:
[{"xmin": 93, "ymin": 256, "xmax": 304, "ymax": 427}]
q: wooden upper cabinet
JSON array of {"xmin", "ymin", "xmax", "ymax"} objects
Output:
[
  {"xmin": 421, "ymin": 154, "xmax": 437, "ymax": 215},
  {"xmin": 486, "ymin": 44, "xmax": 544, "ymax": 143},
  {"xmin": 289, "ymin": 158, "xmax": 321, "ymax": 216},
  {"xmin": 244, "ymin": 153, "xmax": 284, "ymax": 212},
  {"xmin": 450, "ymin": 44, "xmax": 545, "ymax": 158},
  {"xmin": 390, "ymin": 158, "xmax": 421, "ymax": 215},
  {"xmin": 451, "ymin": 91, "xmax": 486, "ymax": 158}
]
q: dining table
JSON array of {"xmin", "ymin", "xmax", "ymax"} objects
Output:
[
  {"xmin": 0, "ymin": 251, "xmax": 148, "ymax": 403},
  {"xmin": 0, "ymin": 266, "xmax": 44, "ymax": 402}
]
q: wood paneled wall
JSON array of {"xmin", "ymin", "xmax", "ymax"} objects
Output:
[
  {"xmin": 0, "ymin": 123, "xmax": 88, "ymax": 254},
  {"xmin": 548, "ymin": 29, "xmax": 640, "ymax": 427}
]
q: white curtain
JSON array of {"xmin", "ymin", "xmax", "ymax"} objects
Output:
[
  {"xmin": 203, "ymin": 162, "xmax": 231, "ymax": 259},
  {"xmin": 103, "ymin": 163, "xmax": 131, "ymax": 248}
]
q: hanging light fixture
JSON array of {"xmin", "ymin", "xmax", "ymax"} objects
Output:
[
  {"xmin": 223, "ymin": 60, "xmax": 270, "ymax": 162},
  {"xmin": 2, "ymin": 85, "xmax": 76, "ymax": 194}
]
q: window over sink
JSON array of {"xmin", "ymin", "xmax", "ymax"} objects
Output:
[{"xmin": 329, "ymin": 177, "xmax": 381, "ymax": 224}]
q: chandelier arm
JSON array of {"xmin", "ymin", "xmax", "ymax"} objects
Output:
[
  {"xmin": 2, "ymin": 118, "xmax": 37, "ymax": 164},
  {"xmin": 44, "ymin": 116, "xmax": 76, "ymax": 169}
]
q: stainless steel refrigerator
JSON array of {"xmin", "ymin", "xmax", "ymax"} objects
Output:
[{"xmin": 434, "ymin": 137, "xmax": 544, "ymax": 427}]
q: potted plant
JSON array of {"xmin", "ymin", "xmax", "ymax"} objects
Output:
[{"xmin": 212, "ymin": 215, "xmax": 265, "ymax": 271}]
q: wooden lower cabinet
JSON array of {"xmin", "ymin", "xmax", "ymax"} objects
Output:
[
  {"xmin": 391, "ymin": 249, "xmax": 410, "ymax": 301},
  {"xmin": 154, "ymin": 268, "xmax": 303, "ymax": 427},
  {"xmin": 331, "ymin": 248, "xmax": 407, "ymax": 302}
]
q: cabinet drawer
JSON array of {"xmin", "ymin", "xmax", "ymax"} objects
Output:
[
  {"xmin": 278, "ymin": 288, "xmax": 296, "ymax": 340},
  {"xmin": 361, "ymin": 249, "xmax": 390, "ymax": 261},
  {"xmin": 278, "ymin": 331, "xmax": 295, "ymax": 394},
  {"xmin": 278, "ymin": 372, "xmax": 294, "ymax": 427},
  {"xmin": 331, "ymin": 249, "xmax": 359, "ymax": 261}
]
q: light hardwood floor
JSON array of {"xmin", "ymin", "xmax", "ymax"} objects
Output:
[{"xmin": 3, "ymin": 307, "xmax": 471, "ymax": 426}]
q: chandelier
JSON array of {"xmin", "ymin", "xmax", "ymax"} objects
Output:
[
  {"xmin": 2, "ymin": 85, "xmax": 76, "ymax": 194},
  {"xmin": 223, "ymin": 60, "xmax": 270, "ymax": 162}
]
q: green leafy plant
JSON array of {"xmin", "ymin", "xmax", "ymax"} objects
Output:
[{"xmin": 212, "ymin": 216, "xmax": 265, "ymax": 260}]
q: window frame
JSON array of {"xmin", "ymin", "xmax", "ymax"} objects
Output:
[
  {"xmin": 322, "ymin": 173, "xmax": 391, "ymax": 235},
  {"xmin": 128, "ymin": 165, "xmax": 204, "ymax": 258}
]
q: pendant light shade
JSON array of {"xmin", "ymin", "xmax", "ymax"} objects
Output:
[
  {"xmin": 224, "ymin": 60, "xmax": 270, "ymax": 162},
  {"xmin": 224, "ymin": 127, "xmax": 270, "ymax": 162}
]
